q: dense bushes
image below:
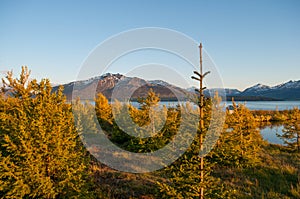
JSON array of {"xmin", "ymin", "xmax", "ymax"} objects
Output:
[{"xmin": 0, "ymin": 67, "xmax": 92, "ymax": 198}]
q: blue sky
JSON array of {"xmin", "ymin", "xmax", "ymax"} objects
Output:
[{"xmin": 0, "ymin": 0, "xmax": 299, "ymax": 90}]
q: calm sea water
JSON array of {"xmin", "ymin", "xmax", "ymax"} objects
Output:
[
  {"xmin": 131, "ymin": 100, "xmax": 300, "ymax": 110},
  {"xmin": 89, "ymin": 100, "xmax": 300, "ymax": 111},
  {"xmin": 224, "ymin": 101, "xmax": 300, "ymax": 111}
]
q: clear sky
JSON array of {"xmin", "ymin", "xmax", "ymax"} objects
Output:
[{"xmin": 0, "ymin": 0, "xmax": 299, "ymax": 91}]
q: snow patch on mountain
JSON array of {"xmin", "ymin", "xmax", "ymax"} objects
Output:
[
  {"xmin": 273, "ymin": 80, "xmax": 300, "ymax": 89},
  {"xmin": 243, "ymin": 83, "xmax": 270, "ymax": 93},
  {"xmin": 148, "ymin": 80, "xmax": 171, "ymax": 87}
]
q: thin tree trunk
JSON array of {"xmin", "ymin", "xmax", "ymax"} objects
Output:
[{"xmin": 192, "ymin": 43, "xmax": 210, "ymax": 199}]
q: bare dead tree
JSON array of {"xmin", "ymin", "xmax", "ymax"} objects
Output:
[{"xmin": 191, "ymin": 43, "xmax": 210, "ymax": 199}]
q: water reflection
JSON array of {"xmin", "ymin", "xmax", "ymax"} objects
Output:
[{"xmin": 260, "ymin": 125, "xmax": 285, "ymax": 145}]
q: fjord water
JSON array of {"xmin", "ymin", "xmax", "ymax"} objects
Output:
[
  {"xmin": 132, "ymin": 100, "xmax": 300, "ymax": 110},
  {"xmin": 224, "ymin": 100, "xmax": 300, "ymax": 111}
]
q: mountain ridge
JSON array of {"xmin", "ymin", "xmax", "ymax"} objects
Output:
[
  {"xmin": 53, "ymin": 73, "xmax": 190, "ymax": 101},
  {"xmin": 52, "ymin": 74, "xmax": 300, "ymax": 101},
  {"xmin": 237, "ymin": 80, "xmax": 300, "ymax": 100}
]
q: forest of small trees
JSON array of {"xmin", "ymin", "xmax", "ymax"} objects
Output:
[{"xmin": 0, "ymin": 67, "xmax": 299, "ymax": 198}]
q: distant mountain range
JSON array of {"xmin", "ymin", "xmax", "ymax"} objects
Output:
[
  {"xmin": 52, "ymin": 73, "xmax": 300, "ymax": 101},
  {"xmin": 203, "ymin": 80, "xmax": 300, "ymax": 101},
  {"xmin": 234, "ymin": 80, "xmax": 300, "ymax": 100}
]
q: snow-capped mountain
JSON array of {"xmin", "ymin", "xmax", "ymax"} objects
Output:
[
  {"xmin": 183, "ymin": 80, "xmax": 300, "ymax": 100},
  {"xmin": 273, "ymin": 80, "xmax": 300, "ymax": 89},
  {"xmin": 239, "ymin": 80, "xmax": 300, "ymax": 100},
  {"xmin": 53, "ymin": 73, "xmax": 190, "ymax": 101},
  {"xmin": 242, "ymin": 83, "xmax": 271, "ymax": 94}
]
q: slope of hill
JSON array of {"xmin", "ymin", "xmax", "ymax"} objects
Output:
[{"xmin": 53, "ymin": 73, "xmax": 190, "ymax": 101}]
